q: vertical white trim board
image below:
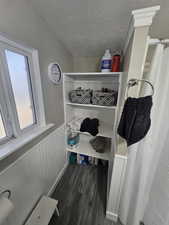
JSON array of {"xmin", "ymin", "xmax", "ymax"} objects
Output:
[
  {"xmin": 106, "ymin": 154, "xmax": 127, "ymax": 222},
  {"xmin": 123, "ymin": 5, "xmax": 160, "ymax": 55}
]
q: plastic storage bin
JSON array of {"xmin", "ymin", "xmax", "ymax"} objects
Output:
[
  {"xmin": 69, "ymin": 87, "xmax": 92, "ymax": 104},
  {"xmin": 92, "ymin": 89, "xmax": 118, "ymax": 106}
]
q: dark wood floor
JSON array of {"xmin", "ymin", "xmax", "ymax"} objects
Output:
[{"xmin": 49, "ymin": 163, "xmax": 120, "ymax": 225}]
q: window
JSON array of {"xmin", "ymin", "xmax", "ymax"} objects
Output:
[
  {"xmin": 0, "ymin": 35, "xmax": 45, "ymax": 145},
  {"xmin": 5, "ymin": 50, "xmax": 35, "ymax": 129}
]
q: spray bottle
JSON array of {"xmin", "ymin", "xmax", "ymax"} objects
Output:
[{"xmin": 101, "ymin": 49, "xmax": 112, "ymax": 72}]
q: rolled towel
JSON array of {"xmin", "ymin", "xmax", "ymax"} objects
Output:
[
  {"xmin": 80, "ymin": 118, "xmax": 99, "ymax": 136},
  {"xmin": 90, "ymin": 136, "xmax": 107, "ymax": 153}
]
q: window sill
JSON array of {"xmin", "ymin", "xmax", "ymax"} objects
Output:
[{"xmin": 0, "ymin": 123, "xmax": 55, "ymax": 161}]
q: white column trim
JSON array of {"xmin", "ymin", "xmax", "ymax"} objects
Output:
[
  {"xmin": 124, "ymin": 5, "xmax": 160, "ymax": 54},
  {"xmin": 132, "ymin": 5, "xmax": 160, "ymax": 27}
]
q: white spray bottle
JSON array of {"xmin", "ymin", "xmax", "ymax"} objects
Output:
[{"xmin": 101, "ymin": 49, "xmax": 112, "ymax": 72}]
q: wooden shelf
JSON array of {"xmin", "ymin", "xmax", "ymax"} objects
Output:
[
  {"xmin": 66, "ymin": 102, "xmax": 116, "ymax": 110},
  {"xmin": 66, "ymin": 134, "xmax": 112, "ymax": 161},
  {"xmin": 64, "ymin": 72, "xmax": 121, "ymax": 81},
  {"xmin": 75, "ymin": 122, "xmax": 113, "ymax": 138},
  {"xmin": 64, "ymin": 72, "xmax": 121, "ymax": 78}
]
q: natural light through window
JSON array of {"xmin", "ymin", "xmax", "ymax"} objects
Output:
[
  {"xmin": 5, "ymin": 50, "xmax": 35, "ymax": 130},
  {"xmin": 0, "ymin": 35, "xmax": 44, "ymax": 148},
  {"xmin": 0, "ymin": 113, "xmax": 6, "ymax": 139}
]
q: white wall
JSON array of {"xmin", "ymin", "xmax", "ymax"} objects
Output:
[
  {"xmin": 0, "ymin": 2, "xmax": 71, "ymax": 224},
  {"xmin": 1, "ymin": 125, "xmax": 66, "ymax": 225},
  {"xmin": 0, "ymin": 0, "xmax": 73, "ymax": 126},
  {"xmin": 73, "ymin": 56, "xmax": 100, "ymax": 72}
]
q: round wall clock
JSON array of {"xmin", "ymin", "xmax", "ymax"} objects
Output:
[{"xmin": 48, "ymin": 62, "xmax": 62, "ymax": 85}]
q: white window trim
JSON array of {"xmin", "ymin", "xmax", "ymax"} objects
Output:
[
  {"xmin": 0, "ymin": 33, "xmax": 46, "ymax": 131},
  {"xmin": 30, "ymin": 49, "xmax": 46, "ymax": 127},
  {"xmin": 0, "ymin": 33, "xmax": 48, "ymax": 156},
  {"xmin": 0, "ymin": 123, "xmax": 55, "ymax": 161}
]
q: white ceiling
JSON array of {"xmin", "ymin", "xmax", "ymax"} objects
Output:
[{"xmin": 30, "ymin": 0, "xmax": 169, "ymax": 57}]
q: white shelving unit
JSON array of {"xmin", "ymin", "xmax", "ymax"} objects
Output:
[{"xmin": 63, "ymin": 72, "xmax": 123, "ymax": 161}]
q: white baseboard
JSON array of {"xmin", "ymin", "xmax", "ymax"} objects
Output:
[
  {"xmin": 47, "ymin": 162, "xmax": 68, "ymax": 196},
  {"xmin": 106, "ymin": 211, "xmax": 118, "ymax": 222}
]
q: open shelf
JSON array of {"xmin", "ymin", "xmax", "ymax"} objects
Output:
[
  {"xmin": 66, "ymin": 102, "xmax": 116, "ymax": 110},
  {"xmin": 98, "ymin": 122, "xmax": 113, "ymax": 138},
  {"xmin": 66, "ymin": 134, "xmax": 112, "ymax": 161},
  {"xmin": 73, "ymin": 122, "xmax": 113, "ymax": 138}
]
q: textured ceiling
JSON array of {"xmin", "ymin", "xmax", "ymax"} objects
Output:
[{"xmin": 30, "ymin": 0, "xmax": 169, "ymax": 57}]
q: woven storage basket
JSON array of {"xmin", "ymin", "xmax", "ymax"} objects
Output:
[
  {"xmin": 92, "ymin": 90, "xmax": 118, "ymax": 106},
  {"xmin": 69, "ymin": 88, "xmax": 92, "ymax": 104}
]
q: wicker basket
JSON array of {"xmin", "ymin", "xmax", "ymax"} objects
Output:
[
  {"xmin": 92, "ymin": 90, "xmax": 118, "ymax": 106},
  {"xmin": 69, "ymin": 88, "xmax": 92, "ymax": 104}
]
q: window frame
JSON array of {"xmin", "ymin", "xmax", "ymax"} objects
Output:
[
  {"xmin": 2, "ymin": 44, "xmax": 37, "ymax": 133},
  {"xmin": 0, "ymin": 34, "xmax": 46, "ymax": 143}
]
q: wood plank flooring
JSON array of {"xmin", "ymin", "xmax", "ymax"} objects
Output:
[{"xmin": 49, "ymin": 164, "xmax": 120, "ymax": 225}]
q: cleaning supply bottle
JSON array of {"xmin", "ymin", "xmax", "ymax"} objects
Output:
[
  {"xmin": 111, "ymin": 54, "xmax": 121, "ymax": 72},
  {"xmin": 67, "ymin": 124, "xmax": 80, "ymax": 149},
  {"xmin": 101, "ymin": 49, "xmax": 112, "ymax": 72}
]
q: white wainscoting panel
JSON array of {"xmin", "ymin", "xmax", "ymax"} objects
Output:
[
  {"xmin": 0, "ymin": 125, "xmax": 66, "ymax": 225},
  {"xmin": 106, "ymin": 154, "xmax": 127, "ymax": 222}
]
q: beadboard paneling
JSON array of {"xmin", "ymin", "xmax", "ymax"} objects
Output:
[
  {"xmin": 0, "ymin": 125, "xmax": 66, "ymax": 225},
  {"xmin": 106, "ymin": 154, "xmax": 127, "ymax": 222}
]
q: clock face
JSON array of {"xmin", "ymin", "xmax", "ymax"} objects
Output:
[{"xmin": 48, "ymin": 63, "xmax": 62, "ymax": 84}]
